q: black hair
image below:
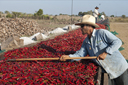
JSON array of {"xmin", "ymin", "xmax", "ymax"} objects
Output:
[
  {"xmin": 81, "ymin": 24, "xmax": 96, "ymax": 29},
  {"xmin": 91, "ymin": 26, "xmax": 96, "ymax": 29}
]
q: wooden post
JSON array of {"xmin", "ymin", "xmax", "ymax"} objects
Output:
[
  {"xmin": 103, "ymin": 73, "xmax": 108, "ymax": 85},
  {"xmin": 96, "ymin": 67, "xmax": 102, "ymax": 85}
]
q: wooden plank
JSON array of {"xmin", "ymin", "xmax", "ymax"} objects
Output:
[
  {"xmin": 96, "ymin": 67, "xmax": 102, "ymax": 85},
  {"xmin": 103, "ymin": 73, "xmax": 108, "ymax": 85}
]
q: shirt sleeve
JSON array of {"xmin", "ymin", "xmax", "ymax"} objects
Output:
[
  {"xmin": 100, "ymin": 29, "xmax": 122, "ymax": 55},
  {"xmin": 69, "ymin": 40, "xmax": 87, "ymax": 61}
]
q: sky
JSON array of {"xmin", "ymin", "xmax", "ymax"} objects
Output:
[{"xmin": 0, "ymin": 0, "xmax": 128, "ymax": 16}]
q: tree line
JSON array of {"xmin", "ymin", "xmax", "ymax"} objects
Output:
[
  {"xmin": 0, "ymin": 9, "xmax": 126, "ymax": 19},
  {"xmin": 110, "ymin": 15, "xmax": 126, "ymax": 18},
  {"xmin": 0, "ymin": 9, "xmax": 51, "ymax": 19}
]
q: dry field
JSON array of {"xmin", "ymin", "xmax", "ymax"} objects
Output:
[{"xmin": 110, "ymin": 22, "xmax": 128, "ymax": 59}]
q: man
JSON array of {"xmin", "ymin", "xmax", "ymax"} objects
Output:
[
  {"xmin": 93, "ymin": 6, "xmax": 100, "ymax": 23},
  {"xmin": 60, "ymin": 15, "xmax": 128, "ymax": 85}
]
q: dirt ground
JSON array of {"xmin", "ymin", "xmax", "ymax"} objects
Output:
[{"xmin": 110, "ymin": 22, "xmax": 128, "ymax": 59}]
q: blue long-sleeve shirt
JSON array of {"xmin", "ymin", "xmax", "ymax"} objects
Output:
[{"xmin": 69, "ymin": 29, "xmax": 128, "ymax": 79}]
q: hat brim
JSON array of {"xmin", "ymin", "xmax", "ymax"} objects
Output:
[{"xmin": 75, "ymin": 22, "xmax": 99, "ymax": 28}]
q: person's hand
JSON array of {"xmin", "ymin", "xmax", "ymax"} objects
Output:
[
  {"xmin": 60, "ymin": 55, "xmax": 70, "ymax": 61},
  {"xmin": 97, "ymin": 52, "xmax": 107, "ymax": 60}
]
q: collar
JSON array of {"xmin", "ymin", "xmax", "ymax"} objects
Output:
[
  {"xmin": 92, "ymin": 29, "xmax": 96, "ymax": 37},
  {"xmin": 85, "ymin": 29, "xmax": 96, "ymax": 44}
]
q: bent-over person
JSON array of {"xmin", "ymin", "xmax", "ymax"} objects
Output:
[{"xmin": 60, "ymin": 15, "xmax": 128, "ymax": 85}]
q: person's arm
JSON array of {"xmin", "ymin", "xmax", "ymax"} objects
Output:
[
  {"xmin": 101, "ymin": 29, "xmax": 122, "ymax": 55},
  {"xmin": 60, "ymin": 40, "xmax": 87, "ymax": 61},
  {"xmin": 97, "ymin": 29, "xmax": 122, "ymax": 60}
]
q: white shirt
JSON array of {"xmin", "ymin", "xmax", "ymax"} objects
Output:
[
  {"xmin": 93, "ymin": 9, "xmax": 99, "ymax": 17},
  {"xmin": 101, "ymin": 15, "xmax": 105, "ymax": 20}
]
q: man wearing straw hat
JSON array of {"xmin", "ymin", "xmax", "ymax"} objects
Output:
[{"xmin": 60, "ymin": 15, "xmax": 128, "ymax": 85}]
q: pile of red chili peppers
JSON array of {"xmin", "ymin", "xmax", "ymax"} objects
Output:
[{"xmin": 0, "ymin": 24, "xmax": 106, "ymax": 85}]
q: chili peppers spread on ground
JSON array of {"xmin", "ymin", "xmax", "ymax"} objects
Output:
[{"xmin": 0, "ymin": 24, "xmax": 106, "ymax": 85}]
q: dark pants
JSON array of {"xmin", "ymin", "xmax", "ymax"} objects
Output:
[
  {"xmin": 108, "ymin": 69, "xmax": 128, "ymax": 85},
  {"xmin": 95, "ymin": 17, "xmax": 98, "ymax": 23}
]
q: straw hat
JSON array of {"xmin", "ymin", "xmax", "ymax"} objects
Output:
[{"xmin": 75, "ymin": 15, "xmax": 99, "ymax": 28}]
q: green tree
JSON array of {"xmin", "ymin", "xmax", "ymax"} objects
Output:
[
  {"xmin": 43, "ymin": 15, "xmax": 50, "ymax": 19},
  {"xmin": 34, "ymin": 13, "xmax": 37, "ymax": 16},
  {"xmin": 78, "ymin": 11, "xmax": 92, "ymax": 16},
  {"xmin": 37, "ymin": 9, "xmax": 43, "ymax": 16},
  {"xmin": 87, "ymin": 10, "xmax": 93, "ymax": 15},
  {"xmin": 78, "ymin": 12, "xmax": 83, "ymax": 16},
  {"xmin": 5, "ymin": 11, "xmax": 10, "ymax": 14},
  {"xmin": 110, "ymin": 15, "xmax": 114, "ymax": 17},
  {"xmin": 101, "ymin": 12, "xmax": 106, "ymax": 17},
  {"xmin": 83, "ymin": 12, "xmax": 89, "ymax": 15},
  {"xmin": 12, "ymin": 12, "xmax": 22, "ymax": 18},
  {"xmin": 122, "ymin": 15, "xmax": 126, "ymax": 18},
  {"xmin": 6, "ymin": 13, "xmax": 12, "ymax": 18}
]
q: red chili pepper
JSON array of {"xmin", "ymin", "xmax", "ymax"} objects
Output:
[{"xmin": 1, "ymin": 24, "xmax": 106, "ymax": 84}]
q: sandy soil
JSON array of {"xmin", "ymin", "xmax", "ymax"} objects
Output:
[{"xmin": 110, "ymin": 22, "xmax": 128, "ymax": 59}]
